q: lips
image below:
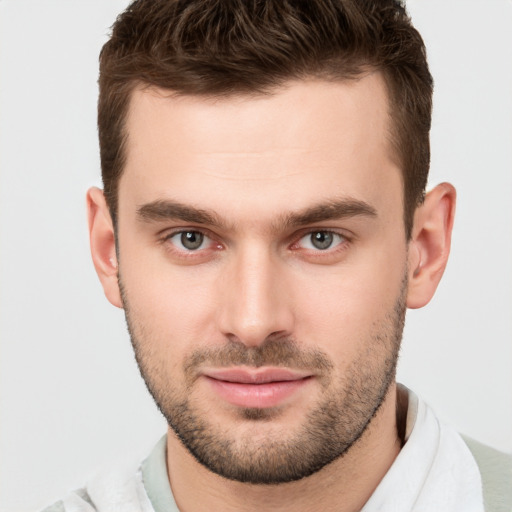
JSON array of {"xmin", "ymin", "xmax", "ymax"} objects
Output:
[{"xmin": 202, "ymin": 367, "xmax": 312, "ymax": 409}]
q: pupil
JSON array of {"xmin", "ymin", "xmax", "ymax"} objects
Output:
[
  {"xmin": 181, "ymin": 231, "xmax": 203, "ymax": 250},
  {"xmin": 311, "ymin": 231, "xmax": 333, "ymax": 250}
]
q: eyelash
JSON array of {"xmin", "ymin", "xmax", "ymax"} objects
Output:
[
  {"xmin": 160, "ymin": 229, "xmax": 222, "ymax": 257},
  {"xmin": 159, "ymin": 228, "xmax": 351, "ymax": 259},
  {"xmin": 292, "ymin": 229, "xmax": 350, "ymax": 253}
]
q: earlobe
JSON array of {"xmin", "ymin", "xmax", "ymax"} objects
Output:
[
  {"xmin": 87, "ymin": 187, "xmax": 123, "ymax": 309},
  {"xmin": 406, "ymin": 183, "xmax": 456, "ymax": 309}
]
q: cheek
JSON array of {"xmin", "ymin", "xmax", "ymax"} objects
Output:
[
  {"xmin": 119, "ymin": 245, "xmax": 221, "ymax": 354},
  {"xmin": 291, "ymin": 247, "xmax": 407, "ymax": 353}
]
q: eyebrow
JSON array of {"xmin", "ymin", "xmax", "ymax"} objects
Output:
[
  {"xmin": 137, "ymin": 197, "xmax": 377, "ymax": 230},
  {"xmin": 282, "ymin": 199, "xmax": 377, "ymax": 227},
  {"xmin": 137, "ymin": 200, "xmax": 226, "ymax": 227}
]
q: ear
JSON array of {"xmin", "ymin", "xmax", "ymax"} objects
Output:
[
  {"xmin": 406, "ymin": 183, "xmax": 456, "ymax": 309},
  {"xmin": 87, "ymin": 187, "xmax": 123, "ymax": 308}
]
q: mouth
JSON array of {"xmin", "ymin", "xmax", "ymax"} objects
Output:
[{"xmin": 202, "ymin": 367, "xmax": 313, "ymax": 409}]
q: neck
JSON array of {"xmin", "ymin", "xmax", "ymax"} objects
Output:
[{"xmin": 166, "ymin": 382, "xmax": 403, "ymax": 512}]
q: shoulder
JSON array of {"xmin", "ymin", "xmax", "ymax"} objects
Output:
[
  {"xmin": 41, "ymin": 502, "xmax": 65, "ymax": 512},
  {"xmin": 39, "ymin": 465, "xmax": 154, "ymax": 512},
  {"xmin": 40, "ymin": 487, "xmax": 96, "ymax": 512},
  {"xmin": 462, "ymin": 435, "xmax": 512, "ymax": 512}
]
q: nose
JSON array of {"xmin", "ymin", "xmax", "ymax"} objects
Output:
[{"xmin": 216, "ymin": 244, "xmax": 295, "ymax": 347}]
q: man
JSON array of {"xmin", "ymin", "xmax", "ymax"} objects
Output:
[{"xmin": 44, "ymin": 0, "xmax": 511, "ymax": 511}]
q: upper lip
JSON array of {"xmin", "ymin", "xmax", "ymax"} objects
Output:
[{"xmin": 202, "ymin": 367, "xmax": 312, "ymax": 384}]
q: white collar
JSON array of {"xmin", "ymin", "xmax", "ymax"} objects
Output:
[{"xmin": 361, "ymin": 386, "xmax": 485, "ymax": 512}]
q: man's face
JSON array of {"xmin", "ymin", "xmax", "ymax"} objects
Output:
[{"xmin": 116, "ymin": 75, "xmax": 409, "ymax": 483}]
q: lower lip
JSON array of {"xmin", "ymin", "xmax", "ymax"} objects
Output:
[{"xmin": 205, "ymin": 377, "xmax": 311, "ymax": 408}]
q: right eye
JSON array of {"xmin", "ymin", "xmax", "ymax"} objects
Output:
[{"xmin": 166, "ymin": 230, "xmax": 210, "ymax": 251}]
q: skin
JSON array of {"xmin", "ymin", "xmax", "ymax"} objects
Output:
[{"xmin": 88, "ymin": 74, "xmax": 455, "ymax": 511}]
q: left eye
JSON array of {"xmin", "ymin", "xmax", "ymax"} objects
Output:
[
  {"xmin": 297, "ymin": 231, "xmax": 345, "ymax": 250},
  {"xmin": 168, "ymin": 231, "xmax": 210, "ymax": 251}
]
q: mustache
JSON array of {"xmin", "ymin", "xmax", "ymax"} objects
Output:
[{"xmin": 183, "ymin": 336, "xmax": 333, "ymax": 380}]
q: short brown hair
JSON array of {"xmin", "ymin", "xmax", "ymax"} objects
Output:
[{"xmin": 98, "ymin": 0, "xmax": 432, "ymax": 237}]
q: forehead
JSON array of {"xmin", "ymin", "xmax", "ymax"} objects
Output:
[
  {"xmin": 125, "ymin": 74, "xmax": 392, "ymax": 156},
  {"xmin": 120, "ymin": 75, "xmax": 401, "ymax": 222}
]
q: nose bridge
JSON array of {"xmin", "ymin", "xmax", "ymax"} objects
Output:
[{"xmin": 217, "ymin": 242, "xmax": 293, "ymax": 346}]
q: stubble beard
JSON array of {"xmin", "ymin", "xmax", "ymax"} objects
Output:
[{"xmin": 120, "ymin": 277, "xmax": 406, "ymax": 485}]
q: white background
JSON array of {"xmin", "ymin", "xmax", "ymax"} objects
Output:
[{"xmin": 0, "ymin": 1, "xmax": 511, "ymax": 511}]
